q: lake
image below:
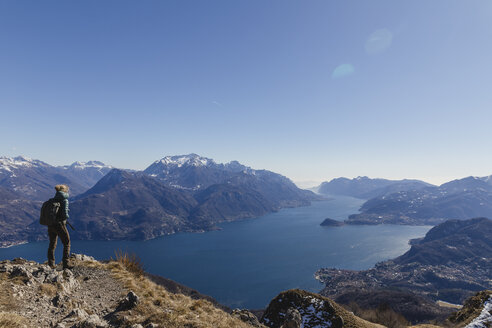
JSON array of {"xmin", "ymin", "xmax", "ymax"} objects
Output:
[{"xmin": 0, "ymin": 196, "xmax": 431, "ymax": 309}]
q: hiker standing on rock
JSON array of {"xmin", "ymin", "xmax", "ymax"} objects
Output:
[{"xmin": 46, "ymin": 184, "xmax": 72, "ymax": 270}]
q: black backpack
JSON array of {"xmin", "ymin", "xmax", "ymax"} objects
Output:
[{"xmin": 40, "ymin": 198, "xmax": 61, "ymax": 226}]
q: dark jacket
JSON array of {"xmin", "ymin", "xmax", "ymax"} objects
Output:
[{"xmin": 53, "ymin": 190, "xmax": 70, "ymax": 221}]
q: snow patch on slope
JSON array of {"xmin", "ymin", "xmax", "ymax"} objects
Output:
[
  {"xmin": 465, "ymin": 297, "xmax": 492, "ymax": 328},
  {"xmin": 298, "ymin": 296, "xmax": 333, "ymax": 328},
  {"xmin": 0, "ymin": 156, "xmax": 49, "ymax": 173},
  {"xmin": 60, "ymin": 161, "xmax": 112, "ymax": 171}
]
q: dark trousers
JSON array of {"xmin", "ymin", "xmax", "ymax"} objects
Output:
[{"xmin": 47, "ymin": 222, "xmax": 70, "ymax": 266}]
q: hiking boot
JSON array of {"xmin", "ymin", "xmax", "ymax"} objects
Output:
[{"xmin": 48, "ymin": 262, "xmax": 56, "ymax": 269}]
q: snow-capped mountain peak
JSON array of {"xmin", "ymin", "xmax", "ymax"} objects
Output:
[
  {"xmin": 0, "ymin": 156, "xmax": 49, "ymax": 172},
  {"xmin": 156, "ymin": 154, "xmax": 216, "ymax": 168},
  {"xmin": 148, "ymin": 154, "xmax": 253, "ymax": 174},
  {"xmin": 143, "ymin": 154, "xmax": 257, "ymax": 190},
  {"xmin": 62, "ymin": 161, "xmax": 111, "ymax": 170}
]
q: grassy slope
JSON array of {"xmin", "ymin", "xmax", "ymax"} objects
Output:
[{"xmin": 0, "ymin": 257, "xmax": 254, "ymax": 328}]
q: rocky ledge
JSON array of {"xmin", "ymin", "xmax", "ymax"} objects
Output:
[
  {"xmin": 0, "ymin": 254, "xmax": 256, "ymax": 328},
  {"xmin": 0, "ymin": 255, "xmax": 398, "ymax": 328}
]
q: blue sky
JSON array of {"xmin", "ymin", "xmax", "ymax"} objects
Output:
[{"xmin": 1, "ymin": 1, "xmax": 492, "ymax": 187}]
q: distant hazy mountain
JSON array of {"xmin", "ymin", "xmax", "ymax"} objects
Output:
[
  {"xmin": 439, "ymin": 176, "xmax": 492, "ymax": 194},
  {"xmin": 0, "ymin": 156, "xmax": 113, "ymax": 200},
  {"xmin": 58, "ymin": 161, "xmax": 113, "ymax": 190},
  {"xmin": 347, "ymin": 176, "xmax": 492, "ymax": 225},
  {"xmin": 0, "ymin": 185, "xmax": 40, "ymax": 247},
  {"xmin": 0, "ymin": 156, "xmax": 86, "ymax": 200},
  {"xmin": 317, "ymin": 176, "xmax": 433, "ymax": 199}
]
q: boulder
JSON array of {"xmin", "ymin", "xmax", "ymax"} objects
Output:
[
  {"xmin": 116, "ymin": 291, "xmax": 140, "ymax": 311},
  {"xmin": 231, "ymin": 309, "xmax": 263, "ymax": 327},
  {"xmin": 71, "ymin": 254, "xmax": 96, "ymax": 262}
]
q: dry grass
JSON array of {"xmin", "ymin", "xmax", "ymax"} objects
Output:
[
  {"xmin": 0, "ymin": 312, "xmax": 27, "ymax": 328},
  {"xmin": 2, "ymin": 271, "xmax": 29, "ymax": 286},
  {"xmin": 0, "ymin": 258, "xmax": 253, "ymax": 328},
  {"xmin": 112, "ymin": 250, "xmax": 145, "ymax": 277},
  {"xmin": 102, "ymin": 260, "xmax": 254, "ymax": 328},
  {"xmin": 346, "ymin": 302, "xmax": 409, "ymax": 328},
  {"xmin": 38, "ymin": 283, "xmax": 58, "ymax": 297},
  {"xmin": 0, "ymin": 275, "xmax": 17, "ymax": 312},
  {"xmin": 0, "ymin": 274, "xmax": 29, "ymax": 327}
]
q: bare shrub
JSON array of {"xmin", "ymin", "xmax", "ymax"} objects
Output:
[{"xmin": 112, "ymin": 250, "xmax": 145, "ymax": 277}]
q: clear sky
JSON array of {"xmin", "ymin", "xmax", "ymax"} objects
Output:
[{"xmin": 1, "ymin": 1, "xmax": 492, "ymax": 187}]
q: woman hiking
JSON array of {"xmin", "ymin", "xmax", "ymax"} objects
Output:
[{"xmin": 47, "ymin": 184, "xmax": 72, "ymax": 270}]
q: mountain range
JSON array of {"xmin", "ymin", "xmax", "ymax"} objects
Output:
[
  {"xmin": 0, "ymin": 154, "xmax": 318, "ymax": 246},
  {"xmin": 0, "ymin": 156, "xmax": 113, "ymax": 200},
  {"xmin": 1, "ymin": 156, "xmax": 491, "ymax": 327},
  {"xmin": 315, "ymin": 175, "xmax": 492, "ymax": 225},
  {"xmin": 4, "ymin": 155, "xmax": 492, "ymax": 243},
  {"xmin": 316, "ymin": 176, "xmax": 433, "ymax": 199},
  {"xmin": 346, "ymin": 176, "xmax": 492, "ymax": 225}
]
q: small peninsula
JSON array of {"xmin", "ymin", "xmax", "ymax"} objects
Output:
[{"xmin": 320, "ymin": 218, "xmax": 345, "ymax": 227}]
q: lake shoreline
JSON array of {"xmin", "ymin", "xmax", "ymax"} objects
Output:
[{"xmin": 0, "ymin": 197, "xmax": 431, "ymax": 309}]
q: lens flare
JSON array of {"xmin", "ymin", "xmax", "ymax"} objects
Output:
[
  {"xmin": 365, "ymin": 29, "xmax": 393, "ymax": 55},
  {"xmin": 332, "ymin": 64, "xmax": 355, "ymax": 79}
]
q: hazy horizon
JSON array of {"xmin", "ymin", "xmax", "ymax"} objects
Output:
[{"xmin": 1, "ymin": 1, "xmax": 491, "ymax": 187}]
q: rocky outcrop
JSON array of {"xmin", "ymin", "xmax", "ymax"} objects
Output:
[
  {"xmin": 0, "ymin": 255, "xmax": 121, "ymax": 328},
  {"xmin": 448, "ymin": 290, "xmax": 492, "ymax": 327},
  {"xmin": 232, "ymin": 309, "xmax": 265, "ymax": 327},
  {"xmin": 261, "ymin": 289, "xmax": 382, "ymax": 328}
]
